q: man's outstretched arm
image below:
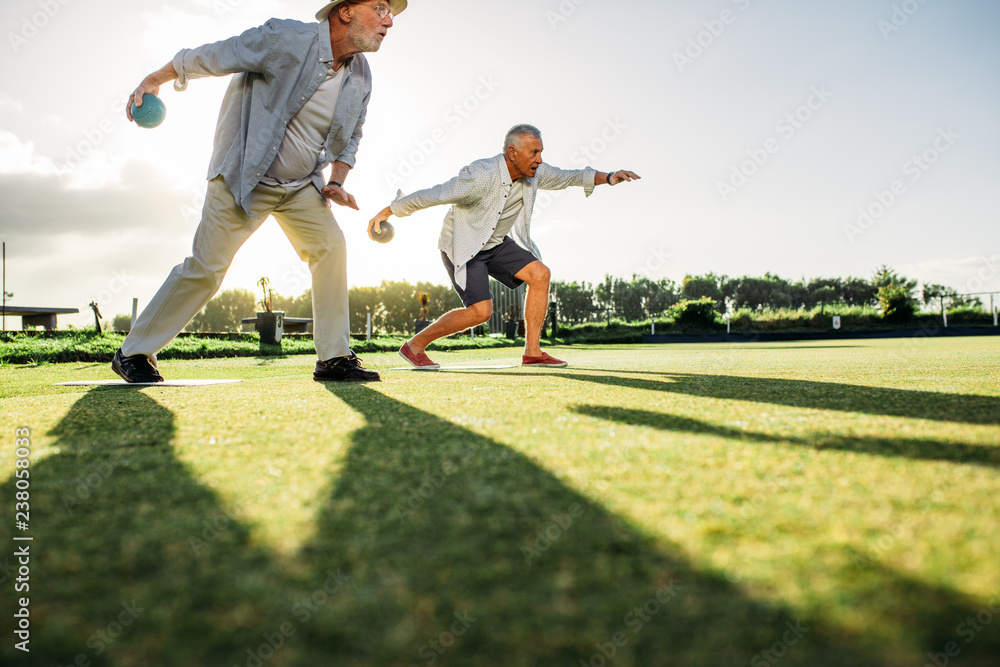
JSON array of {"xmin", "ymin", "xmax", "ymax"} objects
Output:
[
  {"xmin": 536, "ymin": 165, "xmax": 641, "ymax": 195},
  {"xmin": 596, "ymin": 170, "xmax": 641, "ymax": 186},
  {"xmin": 365, "ymin": 169, "xmax": 482, "ymax": 240},
  {"xmin": 127, "ymin": 22, "xmax": 272, "ymax": 123}
]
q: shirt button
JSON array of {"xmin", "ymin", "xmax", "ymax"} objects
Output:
[
  {"xmin": 300, "ymin": 96, "xmax": 306, "ymax": 101},
  {"xmin": 256, "ymin": 172, "xmax": 261, "ymax": 177}
]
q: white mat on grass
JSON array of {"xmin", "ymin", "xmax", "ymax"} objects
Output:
[
  {"xmin": 390, "ymin": 364, "xmax": 519, "ymax": 371},
  {"xmin": 56, "ymin": 379, "xmax": 242, "ymax": 387}
]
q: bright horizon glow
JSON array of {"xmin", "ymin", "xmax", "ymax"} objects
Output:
[{"xmin": 1, "ymin": 0, "xmax": 998, "ymax": 328}]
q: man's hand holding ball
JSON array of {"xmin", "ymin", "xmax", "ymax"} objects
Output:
[{"xmin": 368, "ymin": 206, "xmax": 395, "ymax": 243}]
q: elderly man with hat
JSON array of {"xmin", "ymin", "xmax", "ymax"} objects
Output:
[{"xmin": 112, "ymin": 0, "xmax": 406, "ymax": 383}]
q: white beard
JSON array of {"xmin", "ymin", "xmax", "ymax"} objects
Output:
[{"xmin": 347, "ymin": 21, "xmax": 382, "ymax": 53}]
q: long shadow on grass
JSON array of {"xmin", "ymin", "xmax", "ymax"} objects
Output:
[
  {"xmin": 302, "ymin": 383, "xmax": 942, "ymax": 666},
  {"xmin": 5, "ymin": 386, "xmax": 997, "ymax": 666},
  {"xmin": 503, "ymin": 370, "xmax": 1000, "ymax": 425},
  {"xmin": 572, "ymin": 406, "xmax": 1000, "ymax": 468},
  {"xmin": 0, "ymin": 388, "xmax": 299, "ymax": 666}
]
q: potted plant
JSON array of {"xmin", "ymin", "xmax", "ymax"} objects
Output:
[
  {"xmin": 256, "ymin": 276, "xmax": 284, "ymax": 345},
  {"xmin": 504, "ymin": 304, "xmax": 521, "ymax": 340},
  {"xmin": 414, "ymin": 292, "xmax": 431, "ymax": 333}
]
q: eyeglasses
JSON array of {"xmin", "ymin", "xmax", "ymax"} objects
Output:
[{"xmin": 347, "ymin": 2, "xmax": 392, "ymax": 19}]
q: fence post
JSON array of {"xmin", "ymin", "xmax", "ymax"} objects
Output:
[
  {"xmin": 366, "ymin": 312, "xmax": 371, "ymax": 341},
  {"xmin": 940, "ymin": 296, "xmax": 947, "ymax": 328},
  {"xmin": 131, "ymin": 298, "xmax": 138, "ymax": 332}
]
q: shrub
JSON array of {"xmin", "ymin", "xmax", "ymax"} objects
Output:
[
  {"xmin": 945, "ymin": 306, "xmax": 994, "ymax": 326},
  {"xmin": 669, "ymin": 298, "xmax": 720, "ymax": 329},
  {"xmin": 877, "ymin": 285, "xmax": 916, "ymax": 323}
]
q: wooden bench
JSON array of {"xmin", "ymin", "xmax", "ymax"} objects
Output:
[
  {"xmin": 2, "ymin": 306, "xmax": 80, "ymax": 330},
  {"xmin": 240, "ymin": 317, "xmax": 313, "ymax": 333}
]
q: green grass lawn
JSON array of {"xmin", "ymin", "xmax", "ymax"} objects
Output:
[{"xmin": 1, "ymin": 338, "xmax": 998, "ymax": 666}]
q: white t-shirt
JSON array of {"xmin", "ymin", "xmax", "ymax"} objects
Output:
[
  {"xmin": 482, "ymin": 179, "xmax": 525, "ymax": 250},
  {"xmin": 262, "ymin": 64, "xmax": 346, "ymax": 188}
]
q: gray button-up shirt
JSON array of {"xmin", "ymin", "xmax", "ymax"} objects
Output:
[
  {"xmin": 172, "ymin": 18, "xmax": 371, "ymax": 213},
  {"xmin": 390, "ymin": 154, "xmax": 597, "ymax": 289}
]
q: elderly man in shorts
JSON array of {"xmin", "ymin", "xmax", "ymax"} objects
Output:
[{"xmin": 368, "ymin": 123, "xmax": 639, "ymax": 369}]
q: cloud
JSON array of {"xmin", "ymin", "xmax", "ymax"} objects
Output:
[
  {"xmin": 0, "ymin": 171, "xmax": 197, "ymax": 247},
  {"xmin": 0, "ymin": 129, "xmax": 130, "ymax": 188},
  {"xmin": 0, "ymin": 129, "xmax": 199, "ymax": 243},
  {"xmin": 0, "ymin": 157, "xmax": 200, "ymax": 327},
  {"xmin": 0, "ymin": 130, "xmax": 58, "ymax": 176},
  {"xmin": 0, "ymin": 93, "xmax": 24, "ymax": 113}
]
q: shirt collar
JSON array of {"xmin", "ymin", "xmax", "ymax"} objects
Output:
[
  {"xmin": 318, "ymin": 19, "xmax": 335, "ymax": 64},
  {"xmin": 317, "ymin": 21, "xmax": 357, "ymax": 77},
  {"xmin": 496, "ymin": 153, "xmax": 513, "ymax": 188}
]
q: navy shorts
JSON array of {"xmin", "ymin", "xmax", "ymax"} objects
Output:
[{"xmin": 442, "ymin": 237, "xmax": 538, "ymax": 307}]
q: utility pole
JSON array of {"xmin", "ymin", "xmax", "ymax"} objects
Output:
[{"xmin": 2, "ymin": 242, "xmax": 7, "ymax": 332}]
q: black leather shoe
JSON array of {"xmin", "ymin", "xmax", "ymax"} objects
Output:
[
  {"xmin": 314, "ymin": 350, "xmax": 380, "ymax": 382},
  {"xmin": 112, "ymin": 348, "xmax": 164, "ymax": 383}
]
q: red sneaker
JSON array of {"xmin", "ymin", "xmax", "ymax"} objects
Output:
[
  {"xmin": 521, "ymin": 351, "xmax": 568, "ymax": 368},
  {"xmin": 399, "ymin": 342, "xmax": 440, "ymax": 370}
]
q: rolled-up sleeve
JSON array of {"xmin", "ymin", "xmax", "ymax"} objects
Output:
[
  {"xmin": 334, "ymin": 90, "xmax": 368, "ymax": 168},
  {"xmin": 536, "ymin": 164, "xmax": 598, "ymax": 197},
  {"xmin": 172, "ymin": 22, "xmax": 273, "ymax": 91}
]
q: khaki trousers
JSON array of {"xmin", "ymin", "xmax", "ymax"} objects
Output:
[{"xmin": 122, "ymin": 177, "xmax": 350, "ymax": 362}]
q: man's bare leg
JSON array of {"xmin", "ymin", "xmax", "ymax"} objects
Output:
[
  {"xmin": 514, "ymin": 261, "xmax": 551, "ymax": 357},
  {"xmin": 407, "ymin": 300, "xmax": 492, "ymax": 355}
]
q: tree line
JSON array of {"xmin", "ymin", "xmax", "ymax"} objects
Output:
[
  {"xmin": 182, "ymin": 281, "xmax": 463, "ymax": 334},
  {"xmin": 113, "ymin": 266, "xmax": 980, "ymax": 334},
  {"xmin": 552, "ymin": 266, "xmax": 982, "ymax": 324}
]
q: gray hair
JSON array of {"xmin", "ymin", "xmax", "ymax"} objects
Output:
[{"xmin": 503, "ymin": 124, "xmax": 542, "ymax": 152}]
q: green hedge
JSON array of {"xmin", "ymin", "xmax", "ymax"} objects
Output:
[
  {"xmin": 3, "ymin": 303, "xmax": 996, "ymax": 364},
  {"xmin": 0, "ymin": 332, "xmax": 520, "ymax": 366},
  {"xmin": 554, "ymin": 304, "xmax": 996, "ymax": 342}
]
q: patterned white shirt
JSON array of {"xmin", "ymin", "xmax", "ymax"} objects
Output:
[{"xmin": 390, "ymin": 154, "xmax": 597, "ymax": 289}]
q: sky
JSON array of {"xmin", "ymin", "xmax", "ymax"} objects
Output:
[{"xmin": 1, "ymin": 0, "xmax": 999, "ymax": 328}]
